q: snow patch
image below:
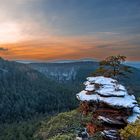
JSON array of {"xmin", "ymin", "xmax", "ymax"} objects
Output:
[
  {"xmin": 77, "ymin": 90, "xmax": 98, "ymax": 101},
  {"xmin": 85, "ymin": 85, "xmax": 95, "ymax": 91},
  {"xmin": 133, "ymin": 106, "xmax": 140, "ymax": 113},
  {"xmin": 85, "ymin": 76, "xmax": 127, "ymax": 97},
  {"xmin": 127, "ymin": 113, "xmax": 140, "ymax": 123},
  {"xmin": 77, "ymin": 91, "xmax": 136, "ymax": 108},
  {"xmin": 87, "ymin": 76, "xmax": 117, "ymax": 85},
  {"xmin": 98, "ymin": 95, "xmax": 136, "ymax": 108}
]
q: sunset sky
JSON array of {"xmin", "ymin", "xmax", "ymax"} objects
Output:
[{"xmin": 0, "ymin": 0, "xmax": 140, "ymax": 61}]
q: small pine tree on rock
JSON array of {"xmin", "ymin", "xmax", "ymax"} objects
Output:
[{"xmin": 94, "ymin": 55, "xmax": 131, "ymax": 79}]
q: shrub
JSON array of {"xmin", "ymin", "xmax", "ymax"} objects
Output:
[
  {"xmin": 37, "ymin": 110, "xmax": 81, "ymax": 139},
  {"xmin": 120, "ymin": 119, "xmax": 140, "ymax": 140},
  {"xmin": 48, "ymin": 133, "xmax": 75, "ymax": 140}
]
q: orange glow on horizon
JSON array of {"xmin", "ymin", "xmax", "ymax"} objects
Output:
[{"xmin": 0, "ymin": 35, "xmax": 139, "ymax": 61}]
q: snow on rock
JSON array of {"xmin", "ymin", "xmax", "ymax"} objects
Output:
[
  {"xmin": 131, "ymin": 95, "xmax": 136, "ymax": 100},
  {"xmin": 77, "ymin": 91, "xmax": 136, "ymax": 108},
  {"xmin": 87, "ymin": 76, "xmax": 117, "ymax": 85},
  {"xmin": 127, "ymin": 106, "xmax": 140, "ymax": 123},
  {"xmin": 133, "ymin": 106, "xmax": 140, "ymax": 114},
  {"xmin": 116, "ymin": 84, "xmax": 126, "ymax": 91},
  {"xmin": 85, "ymin": 76, "xmax": 127, "ymax": 97},
  {"xmin": 77, "ymin": 90, "xmax": 98, "ymax": 101},
  {"xmin": 96, "ymin": 86, "xmax": 127, "ymax": 97},
  {"xmin": 98, "ymin": 94, "xmax": 137, "ymax": 108},
  {"xmin": 77, "ymin": 76, "xmax": 140, "ymax": 123},
  {"xmin": 85, "ymin": 84, "xmax": 95, "ymax": 91},
  {"xmin": 127, "ymin": 112, "xmax": 140, "ymax": 123},
  {"xmin": 84, "ymin": 81, "xmax": 91, "ymax": 86}
]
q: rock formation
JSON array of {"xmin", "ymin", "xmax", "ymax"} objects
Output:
[{"xmin": 76, "ymin": 76, "xmax": 140, "ymax": 140}]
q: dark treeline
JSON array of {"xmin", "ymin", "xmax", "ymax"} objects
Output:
[
  {"xmin": 0, "ymin": 58, "xmax": 77, "ymax": 123},
  {"xmin": 0, "ymin": 118, "xmax": 42, "ymax": 140}
]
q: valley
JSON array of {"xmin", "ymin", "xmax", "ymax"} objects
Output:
[{"xmin": 0, "ymin": 58, "xmax": 140, "ymax": 140}]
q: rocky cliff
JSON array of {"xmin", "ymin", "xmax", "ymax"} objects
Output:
[{"xmin": 77, "ymin": 76, "xmax": 140, "ymax": 140}]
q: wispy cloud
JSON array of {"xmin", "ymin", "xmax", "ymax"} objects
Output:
[
  {"xmin": 0, "ymin": 34, "xmax": 139, "ymax": 61},
  {"xmin": 0, "ymin": 47, "xmax": 8, "ymax": 51},
  {"xmin": 88, "ymin": 32, "xmax": 120, "ymax": 36}
]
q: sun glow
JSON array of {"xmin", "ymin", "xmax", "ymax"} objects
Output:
[{"xmin": 0, "ymin": 22, "xmax": 22, "ymax": 43}]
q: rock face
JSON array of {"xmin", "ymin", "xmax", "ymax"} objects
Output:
[{"xmin": 76, "ymin": 76, "xmax": 140, "ymax": 140}]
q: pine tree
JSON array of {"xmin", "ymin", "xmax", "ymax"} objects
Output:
[{"xmin": 94, "ymin": 55, "xmax": 131, "ymax": 79}]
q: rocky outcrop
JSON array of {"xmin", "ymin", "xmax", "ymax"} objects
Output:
[{"xmin": 76, "ymin": 76, "xmax": 140, "ymax": 140}]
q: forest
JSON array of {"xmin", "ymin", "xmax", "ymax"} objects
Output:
[{"xmin": 0, "ymin": 57, "xmax": 140, "ymax": 139}]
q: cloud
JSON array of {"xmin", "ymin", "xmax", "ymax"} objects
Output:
[
  {"xmin": 96, "ymin": 44, "xmax": 111, "ymax": 48},
  {"xmin": 0, "ymin": 34, "xmax": 139, "ymax": 61},
  {"xmin": 0, "ymin": 47, "xmax": 8, "ymax": 51},
  {"xmin": 89, "ymin": 32, "xmax": 120, "ymax": 36}
]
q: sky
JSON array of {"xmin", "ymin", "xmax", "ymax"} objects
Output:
[{"xmin": 0, "ymin": 0, "xmax": 140, "ymax": 61}]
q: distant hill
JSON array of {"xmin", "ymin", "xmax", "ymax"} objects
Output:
[
  {"xmin": 29, "ymin": 61, "xmax": 140, "ymax": 97},
  {"xmin": 125, "ymin": 61, "xmax": 140, "ymax": 69},
  {"xmin": 29, "ymin": 61, "xmax": 99, "ymax": 83}
]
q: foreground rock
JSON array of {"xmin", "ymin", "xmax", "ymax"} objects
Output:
[{"xmin": 76, "ymin": 76, "xmax": 140, "ymax": 140}]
